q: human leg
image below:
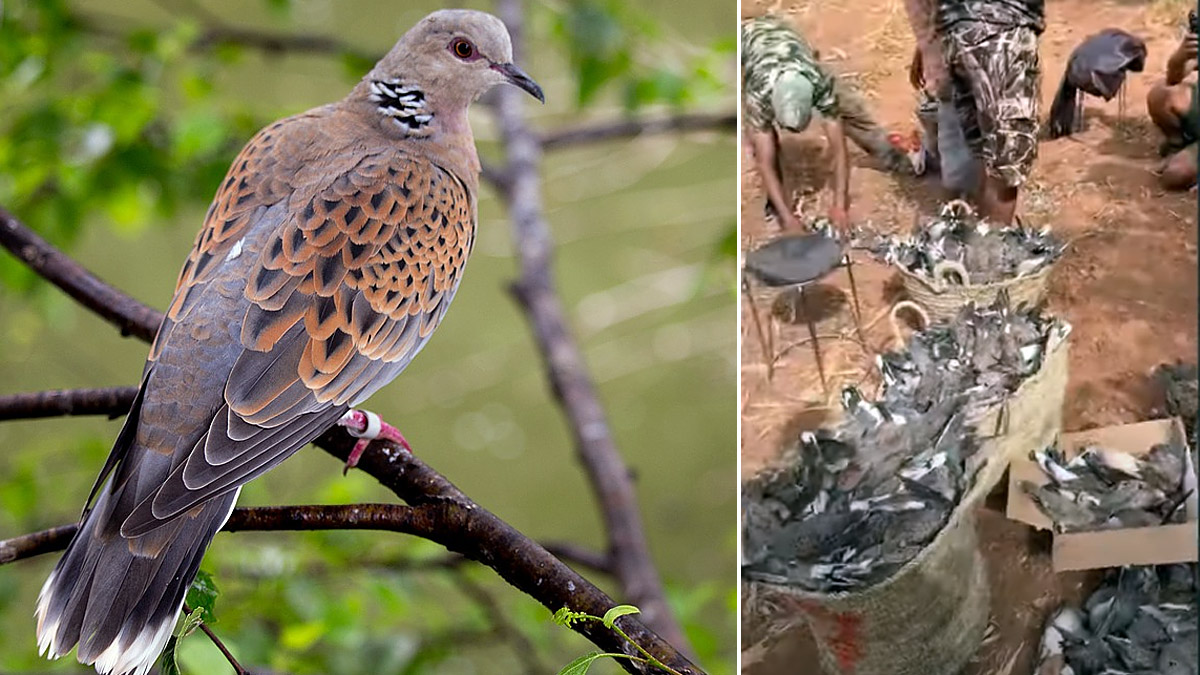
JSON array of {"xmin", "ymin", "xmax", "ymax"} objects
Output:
[
  {"xmin": 1160, "ymin": 144, "xmax": 1198, "ymax": 190},
  {"xmin": 1147, "ymin": 80, "xmax": 1196, "ymax": 154},
  {"xmin": 944, "ymin": 25, "xmax": 1041, "ymax": 224}
]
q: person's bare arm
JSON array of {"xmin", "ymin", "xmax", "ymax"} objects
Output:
[
  {"xmin": 909, "ymin": 46, "xmax": 925, "ymax": 91},
  {"xmin": 903, "ymin": 0, "xmax": 937, "ymax": 93},
  {"xmin": 824, "ymin": 118, "xmax": 851, "ymax": 228},
  {"xmin": 1167, "ymin": 32, "xmax": 1197, "ymax": 86},
  {"xmin": 751, "ymin": 129, "xmax": 801, "ymax": 230}
]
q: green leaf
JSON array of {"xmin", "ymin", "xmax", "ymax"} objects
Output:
[
  {"xmin": 553, "ymin": 606, "xmax": 589, "ymax": 627},
  {"xmin": 157, "ymin": 604, "xmax": 205, "ymax": 674},
  {"xmin": 178, "ymin": 605, "xmax": 205, "ymax": 639},
  {"xmin": 185, "ymin": 570, "xmax": 220, "ymax": 624},
  {"xmin": 171, "ymin": 109, "xmax": 229, "ymax": 161},
  {"xmin": 557, "ymin": 652, "xmax": 606, "ymax": 675},
  {"xmin": 157, "ymin": 636, "xmax": 184, "ymax": 675},
  {"xmin": 601, "ymin": 604, "xmax": 640, "ymax": 629},
  {"xmin": 280, "ymin": 620, "xmax": 325, "ymax": 651}
]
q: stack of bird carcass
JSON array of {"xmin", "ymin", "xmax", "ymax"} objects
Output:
[
  {"xmin": 1023, "ymin": 439, "xmax": 1192, "ymax": 533},
  {"xmin": 865, "ymin": 203, "xmax": 1065, "ymax": 285},
  {"xmin": 1036, "ymin": 565, "xmax": 1197, "ymax": 675},
  {"xmin": 860, "ymin": 200, "xmax": 1067, "ymax": 322},
  {"xmin": 743, "ymin": 296, "xmax": 1071, "ymax": 675}
]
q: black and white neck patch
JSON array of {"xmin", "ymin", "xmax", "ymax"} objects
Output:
[{"xmin": 369, "ymin": 79, "xmax": 433, "ymax": 133}]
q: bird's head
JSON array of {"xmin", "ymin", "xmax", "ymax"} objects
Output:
[{"xmin": 361, "ymin": 9, "xmax": 543, "ymax": 132}]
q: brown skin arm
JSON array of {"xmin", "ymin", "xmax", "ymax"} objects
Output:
[
  {"xmin": 909, "ymin": 46, "xmax": 925, "ymax": 91},
  {"xmin": 824, "ymin": 118, "xmax": 851, "ymax": 228},
  {"xmin": 1167, "ymin": 32, "xmax": 1197, "ymax": 86},
  {"xmin": 750, "ymin": 128, "xmax": 802, "ymax": 231}
]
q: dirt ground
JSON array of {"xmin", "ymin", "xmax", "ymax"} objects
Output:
[{"xmin": 740, "ymin": 0, "xmax": 1198, "ymax": 673}]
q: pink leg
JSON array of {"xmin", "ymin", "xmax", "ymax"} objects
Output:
[{"xmin": 336, "ymin": 410, "xmax": 413, "ymax": 474}]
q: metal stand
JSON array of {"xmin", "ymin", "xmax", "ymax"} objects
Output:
[{"xmin": 742, "ymin": 252, "xmax": 866, "ymax": 394}]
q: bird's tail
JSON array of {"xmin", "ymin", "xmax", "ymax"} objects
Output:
[
  {"xmin": 1047, "ymin": 74, "xmax": 1079, "ymax": 139},
  {"xmin": 35, "ymin": 485, "xmax": 239, "ymax": 675}
]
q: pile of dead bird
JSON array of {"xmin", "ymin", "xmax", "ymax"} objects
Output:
[
  {"xmin": 743, "ymin": 299, "xmax": 1068, "ymax": 592},
  {"xmin": 1022, "ymin": 441, "xmax": 1192, "ymax": 533},
  {"xmin": 858, "ymin": 201, "xmax": 1066, "ymax": 284},
  {"xmin": 1155, "ymin": 361, "xmax": 1198, "ymax": 452},
  {"xmin": 1038, "ymin": 564, "xmax": 1197, "ymax": 675},
  {"xmin": 742, "ymin": 393, "xmax": 974, "ymax": 590},
  {"xmin": 877, "ymin": 298, "xmax": 1070, "ymax": 423}
]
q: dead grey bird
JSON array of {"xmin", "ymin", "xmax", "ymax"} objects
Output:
[
  {"xmin": 741, "ymin": 392, "xmax": 979, "ymax": 592},
  {"xmin": 1039, "ymin": 565, "xmax": 1198, "ymax": 675},
  {"xmin": 1141, "ymin": 442, "xmax": 1188, "ymax": 494},
  {"xmin": 878, "ymin": 298, "xmax": 1068, "ymax": 425},
  {"xmin": 745, "ymin": 299, "xmax": 1069, "ymax": 592},
  {"xmin": 1024, "ymin": 439, "xmax": 1192, "ymax": 533},
  {"xmin": 860, "ymin": 201, "xmax": 1065, "ymax": 284},
  {"xmin": 1153, "ymin": 361, "xmax": 1198, "ymax": 453}
]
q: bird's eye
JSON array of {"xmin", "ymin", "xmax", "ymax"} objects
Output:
[{"xmin": 451, "ymin": 39, "xmax": 475, "ymax": 59}]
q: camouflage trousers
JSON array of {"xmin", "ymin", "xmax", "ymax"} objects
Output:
[
  {"xmin": 831, "ymin": 76, "xmax": 913, "ymax": 174},
  {"xmin": 942, "ymin": 23, "xmax": 1042, "ymax": 188}
]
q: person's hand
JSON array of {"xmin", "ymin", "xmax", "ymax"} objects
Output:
[
  {"xmin": 779, "ymin": 211, "xmax": 804, "ymax": 232},
  {"xmin": 908, "ymin": 47, "xmax": 925, "ymax": 91},
  {"xmin": 1174, "ymin": 32, "xmax": 1198, "ymax": 65},
  {"xmin": 743, "ymin": 135, "xmax": 757, "ymax": 164}
]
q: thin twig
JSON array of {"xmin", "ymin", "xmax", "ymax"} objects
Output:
[
  {"xmin": 76, "ymin": 11, "xmax": 377, "ymax": 63},
  {"xmin": 0, "ymin": 386, "xmax": 138, "ymax": 420},
  {"xmin": 453, "ymin": 573, "xmax": 549, "ymax": 675},
  {"xmin": 0, "ymin": 525, "xmax": 76, "ymax": 564},
  {"xmin": 0, "ymin": 206, "xmax": 700, "ymax": 673},
  {"xmin": 543, "ymin": 542, "xmax": 614, "ymax": 575},
  {"xmin": 183, "ymin": 602, "xmax": 248, "ymax": 675},
  {"xmin": 539, "ymin": 112, "xmax": 736, "ymax": 151},
  {"xmin": 0, "ymin": 206, "xmax": 161, "ymax": 341},
  {"xmin": 191, "ymin": 25, "xmax": 377, "ymax": 63},
  {"xmin": 491, "ymin": 0, "xmax": 691, "ymax": 655}
]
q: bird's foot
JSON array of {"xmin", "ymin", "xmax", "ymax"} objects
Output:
[{"xmin": 337, "ymin": 409, "xmax": 413, "ymax": 475}]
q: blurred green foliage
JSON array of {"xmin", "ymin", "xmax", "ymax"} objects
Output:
[
  {"xmin": 0, "ymin": 0, "xmax": 733, "ymax": 288},
  {"xmin": 0, "ymin": 0, "xmax": 735, "ymax": 673}
]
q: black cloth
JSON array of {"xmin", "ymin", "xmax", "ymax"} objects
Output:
[{"xmin": 1047, "ymin": 29, "xmax": 1147, "ymax": 138}]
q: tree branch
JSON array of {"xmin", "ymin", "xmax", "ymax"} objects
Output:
[
  {"xmin": 453, "ymin": 573, "xmax": 549, "ymax": 675},
  {"xmin": 0, "ymin": 207, "xmax": 161, "ymax": 342},
  {"xmin": 75, "ymin": 9, "xmax": 377, "ymax": 64},
  {"xmin": 491, "ymin": 0, "xmax": 691, "ymax": 656},
  {"xmin": 539, "ymin": 112, "xmax": 736, "ymax": 151},
  {"xmin": 191, "ymin": 25, "xmax": 376, "ymax": 63},
  {"xmin": 0, "ymin": 386, "xmax": 138, "ymax": 421},
  {"xmin": 0, "ymin": 207, "xmax": 700, "ymax": 673},
  {"xmin": 183, "ymin": 601, "xmax": 249, "ymax": 675}
]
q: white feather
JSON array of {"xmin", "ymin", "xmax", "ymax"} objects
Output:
[{"xmin": 38, "ymin": 488, "xmax": 242, "ymax": 675}]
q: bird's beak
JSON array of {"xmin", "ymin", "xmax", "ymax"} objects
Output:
[{"xmin": 492, "ymin": 62, "xmax": 545, "ymax": 103}]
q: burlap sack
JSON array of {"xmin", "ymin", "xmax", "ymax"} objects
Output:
[
  {"xmin": 753, "ymin": 478, "xmax": 991, "ymax": 675},
  {"xmin": 970, "ymin": 337, "xmax": 1070, "ymax": 493}
]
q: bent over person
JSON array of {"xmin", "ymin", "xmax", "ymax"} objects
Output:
[
  {"xmin": 938, "ymin": 0, "xmax": 1045, "ymax": 224},
  {"xmin": 741, "ymin": 15, "xmax": 910, "ymax": 232},
  {"xmin": 1147, "ymin": 23, "xmax": 1198, "ymax": 191}
]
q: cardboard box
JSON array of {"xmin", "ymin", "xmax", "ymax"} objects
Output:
[{"xmin": 1006, "ymin": 418, "xmax": 1198, "ymax": 572}]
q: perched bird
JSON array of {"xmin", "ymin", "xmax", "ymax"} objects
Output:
[
  {"xmin": 1047, "ymin": 29, "xmax": 1148, "ymax": 139},
  {"xmin": 34, "ymin": 10, "xmax": 543, "ymax": 675}
]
